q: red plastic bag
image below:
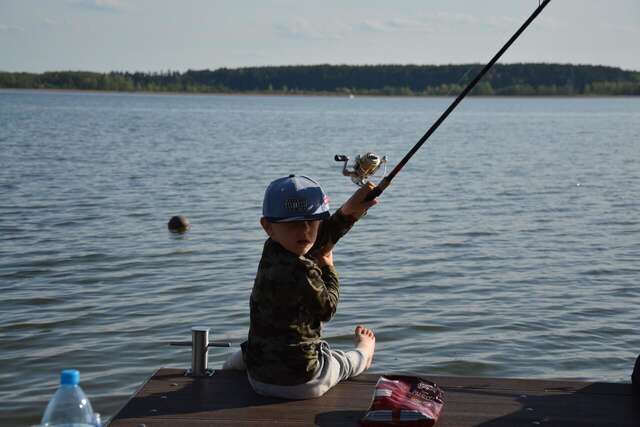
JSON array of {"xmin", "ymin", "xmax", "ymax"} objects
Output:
[{"xmin": 360, "ymin": 375, "xmax": 444, "ymax": 427}]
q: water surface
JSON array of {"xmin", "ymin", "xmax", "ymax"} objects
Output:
[{"xmin": 1, "ymin": 91, "xmax": 638, "ymax": 425}]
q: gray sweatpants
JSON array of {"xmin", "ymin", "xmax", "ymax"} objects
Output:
[{"xmin": 222, "ymin": 341, "xmax": 368, "ymax": 399}]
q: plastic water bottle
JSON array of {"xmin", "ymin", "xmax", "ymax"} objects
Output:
[{"xmin": 41, "ymin": 369, "xmax": 101, "ymax": 427}]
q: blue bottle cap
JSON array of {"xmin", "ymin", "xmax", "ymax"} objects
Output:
[{"xmin": 60, "ymin": 369, "xmax": 80, "ymax": 385}]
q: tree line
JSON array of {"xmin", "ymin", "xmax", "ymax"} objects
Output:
[{"xmin": 1, "ymin": 63, "xmax": 639, "ymax": 96}]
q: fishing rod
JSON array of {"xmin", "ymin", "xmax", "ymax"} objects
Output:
[{"xmin": 335, "ymin": 0, "xmax": 553, "ymax": 201}]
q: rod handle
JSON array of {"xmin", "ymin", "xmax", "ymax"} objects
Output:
[
  {"xmin": 364, "ymin": 186, "xmax": 382, "ymax": 202},
  {"xmin": 365, "ymin": 177, "xmax": 390, "ymax": 201}
]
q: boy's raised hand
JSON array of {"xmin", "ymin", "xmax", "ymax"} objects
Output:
[{"xmin": 340, "ymin": 182, "xmax": 379, "ymax": 219}]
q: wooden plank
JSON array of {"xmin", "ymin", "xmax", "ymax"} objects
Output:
[{"xmin": 108, "ymin": 368, "xmax": 639, "ymax": 427}]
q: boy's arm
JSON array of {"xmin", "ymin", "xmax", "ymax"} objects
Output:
[
  {"xmin": 310, "ymin": 208, "xmax": 356, "ymax": 255},
  {"xmin": 310, "ymin": 183, "xmax": 379, "ymax": 255},
  {"xmin": 300, "ymin": 261, "xmax": 340, "ymax": 322}
]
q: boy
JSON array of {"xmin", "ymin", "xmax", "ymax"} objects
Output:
[{"xmin": 223, "ymin": 174, "xmax": 378, "ymax": 399}]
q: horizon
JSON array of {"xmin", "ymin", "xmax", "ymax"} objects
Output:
[
  {"xmin": 4, "ymin": 61, "xmax": 639, "ymax": 75},
  {"xmin": 1, "ymin": 1, "xmax": 639, "ymax": 73}
]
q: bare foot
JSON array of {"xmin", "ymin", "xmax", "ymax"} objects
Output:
[{"xmin": 354, "ymin": 325, "xmax": 376, "ymax": 370}]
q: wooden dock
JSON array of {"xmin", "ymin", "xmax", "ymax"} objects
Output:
[{"xmin": 108, "ymin": 368, "xmax": 638, "ymax": 426}]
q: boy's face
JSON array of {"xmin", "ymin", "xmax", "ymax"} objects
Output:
[{"xmin": 260, "ymin": 218, "xmax": 320, "ymax": 256}]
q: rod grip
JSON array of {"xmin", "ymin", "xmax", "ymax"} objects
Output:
[
  {"xmin": 364, "ymin": 185, "xmax": 383, "ymax": 202},
  {"xmin": 365, "ymin": 177, "xmax": 390, "ymax": 201}
]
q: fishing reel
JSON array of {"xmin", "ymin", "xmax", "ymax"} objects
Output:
[{"xmin": 335, "ymin": 152, "xmax": 388, "ymax": 186}]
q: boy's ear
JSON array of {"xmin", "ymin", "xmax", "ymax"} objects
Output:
[{"xmin": 260, "ymin": 217, "xmax": 273, "ymax": 236}]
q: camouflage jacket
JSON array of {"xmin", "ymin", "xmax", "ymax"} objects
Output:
[{"xmin": 242, "ymin": 208, "xmax": 358, "ymax": 385}]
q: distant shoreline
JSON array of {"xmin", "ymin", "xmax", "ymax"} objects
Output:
[
  {"xmin": 2, "ymin": 64, "xmax": 639, "ymax": 96},
  {"xmin": 2, "ymin": 87, "xmax": 639, "ymax": 98}
]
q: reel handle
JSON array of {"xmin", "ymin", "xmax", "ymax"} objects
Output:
[{"xmin": 335, "ymin": 154, "xmax": 348, "ymax": 162}]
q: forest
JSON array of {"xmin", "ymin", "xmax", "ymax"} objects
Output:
[{"xmin": 1, "ymin": 63, "xmax": 638, "ymax": 96}]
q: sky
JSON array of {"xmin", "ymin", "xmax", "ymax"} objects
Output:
[{"xmin": 1, "ymin": 0, "xmax": 639, "ymax": 73}]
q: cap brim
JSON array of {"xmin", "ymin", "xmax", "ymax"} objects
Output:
[{"xmin": 264, "ymin": 211, "xmax": 330, "ymax": 223}]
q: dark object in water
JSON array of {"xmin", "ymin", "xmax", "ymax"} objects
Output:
[
  {"xmin": 633, "ymin": 354, "xmax": 640, "ymax": 393},
  {"xmin": 168, "ymin": 215, "xmax": 190, "ymax": 233}
]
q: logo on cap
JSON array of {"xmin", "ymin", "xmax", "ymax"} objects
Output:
[{"xmin": 284, "ymin": 198, "xmax": 308, "ymax": 212}]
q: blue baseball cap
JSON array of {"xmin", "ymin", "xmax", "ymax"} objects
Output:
[{"xmin": 263, "ymin": 175, "xmax": 330, "ymax": 222}]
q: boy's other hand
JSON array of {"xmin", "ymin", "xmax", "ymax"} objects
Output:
[
  {"xmin": 314, "ymin": 245, "xmax": 334, "ymax": 267},
  {"xmin": 341, "ymin": 182, "xmax": 379, "ymax": 219}
]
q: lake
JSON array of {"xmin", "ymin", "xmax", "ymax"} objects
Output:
[{"xmin": 1, "ymin": 90, "xmax": 638, "ymax": 425}]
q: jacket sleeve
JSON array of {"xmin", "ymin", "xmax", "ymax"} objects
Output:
[
  {"xmin": 300, "ymin": 262, "xmax": 340, "ymax": 322},
  {"xmin": 310, "ymin": 208, "xmax": 358, "ymax": 255}
]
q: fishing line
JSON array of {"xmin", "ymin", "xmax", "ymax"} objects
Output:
[{"xmin": 361, "ymin": 0, "xmax": 552, "ymax": 201}]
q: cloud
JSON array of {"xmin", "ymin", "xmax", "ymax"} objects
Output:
[
  {"xmin": 433, "ymin": 12, "xmax": 478, "ymax": 26},
  {"xmin": 358, "ymin": 18, "xmax": 435, "ymax": 34},
  {"xmin": 275, "ymin": 11, "xmax": 536, "ymax": 41},
  {"xmin": 485, "ymin": 15, "xmax": 522, "ymax": 30},
  {"xmin": 0, "ymin": 24, "xmax": 24, "ymax": 33},
  {"xmin": 357, "ymin": 13, "xmax": 479, "ymax": 35},
  {"xmin": 69, "ymin": 0, "xmax": 126, "ymax": 13},
  {"xmin": 275, "ymin": 18, "xmax": 348, "ymax": 40},
  {"xmin": 358, "ymin": 20, "xmax": 390, "ymax": 33}
]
